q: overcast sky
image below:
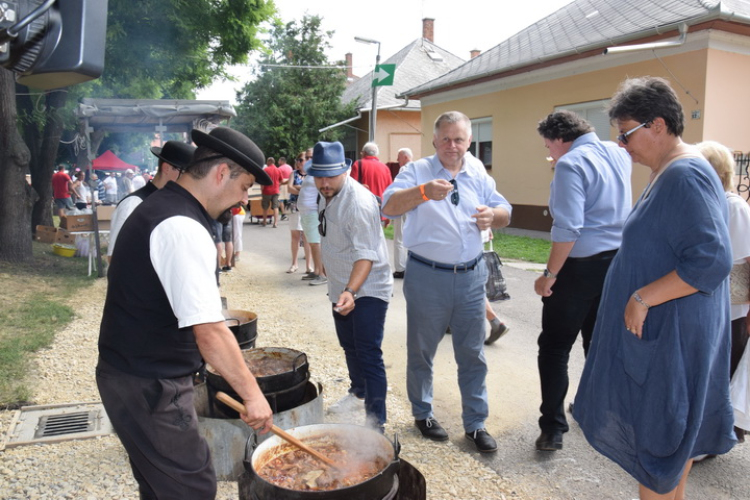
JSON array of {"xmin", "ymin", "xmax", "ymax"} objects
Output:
[{"xmin": 197, "ymin": 0, "xmax": 574, "ymax": 102}]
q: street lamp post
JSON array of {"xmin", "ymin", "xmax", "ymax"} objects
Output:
[{"xmin": 354, "ymin": 36, "xmax": 381, "ymax": 143}]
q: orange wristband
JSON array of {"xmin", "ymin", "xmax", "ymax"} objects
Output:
[{"xmin": 419, "ymin": 184, "xmax": 430, "ymax": 201}]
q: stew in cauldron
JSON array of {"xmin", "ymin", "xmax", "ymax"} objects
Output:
[{"xmin": 257, "ymin": 438, "xmax": 389, "ymax": 491}]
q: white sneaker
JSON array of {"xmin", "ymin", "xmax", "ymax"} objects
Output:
[{"xmin": 327, "ymin": 393, "xmax": 364, "ymax": 415}]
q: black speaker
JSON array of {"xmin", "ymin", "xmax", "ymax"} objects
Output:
[{"xmin": 0, "ymin": 0, "xmax": 108, "ymax": 89}]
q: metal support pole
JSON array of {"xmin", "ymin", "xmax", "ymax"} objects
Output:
[{"xmin": 370, "ymin": 49, "xmax": 380, "ymax": 143}]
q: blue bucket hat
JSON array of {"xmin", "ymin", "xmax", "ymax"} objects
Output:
[{"xmin": 305, "ymin": 141, "xmax": 352, "ymax": 177}]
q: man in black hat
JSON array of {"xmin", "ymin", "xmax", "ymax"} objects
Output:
[
  {"xmin": 107, "ymin": 140, "xmax": 196, "ymax": 261},
  {"xmin": 97, "ymin": 127, "xmax": 274, "ymax": 500}
]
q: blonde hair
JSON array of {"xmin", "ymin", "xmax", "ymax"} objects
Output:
[{"xmin": 696, "ymin": 140, "xmax": 735, "ymax": 192}]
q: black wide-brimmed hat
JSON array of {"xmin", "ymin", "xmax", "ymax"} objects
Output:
[
  {"xmin": 190, "ymin": 127, "xmax": 271, "ymax": 185},
  {"xmin": 150, "ymin": 141, "xmax": 196, "ymax": 172}
]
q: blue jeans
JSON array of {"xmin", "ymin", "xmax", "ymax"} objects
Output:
[
  {"xmin": 404, "ymin": 253, "xmax": 489, "ymax": 433},
  {"xmin": 332, "ymin": 296, "xmax": 389, "ymax": 426}
]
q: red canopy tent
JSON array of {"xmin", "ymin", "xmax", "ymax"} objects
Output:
[{"xmin": 92, "ymin": 150, "xmax": 138, "ymax": 171}]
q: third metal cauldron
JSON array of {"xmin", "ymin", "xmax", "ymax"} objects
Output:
[{"xmin": 223, "ymin": 309, "xmax": 258, "ymax": 348}]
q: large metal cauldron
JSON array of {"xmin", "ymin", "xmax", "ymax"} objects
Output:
[
  {"xmin": 223, "ymin": 309, "xmax": 258, "ymax": 348},
  {"xmin": 206, "ymin": 347, "xmax": 310, "ymax": 415},
  {"xmin": 244, "ymin": 424, "xmax": 400, "ymax": 500}
]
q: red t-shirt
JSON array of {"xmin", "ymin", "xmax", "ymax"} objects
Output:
[
  {"xmin": 52, "ymin": 171, "xmax": 72, "ymax": 199},
  {"xmin": 351, "ymin": 156, "xmax": 392, "ymax": 199},
  {"xmin": 261, "ymin": 165, "xmax": 281, "ymax": 195}
]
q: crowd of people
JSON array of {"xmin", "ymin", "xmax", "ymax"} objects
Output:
[{"xmin": 43, "ymin": 75, "xmax": 748, "ymax": 500}]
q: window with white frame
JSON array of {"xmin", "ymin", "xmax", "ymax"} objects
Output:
[
  {"xmin": 470, "ymin": 117, "xmax": 492, "ymax": 170},
  {"xmin": 555, "ymin": 99, "xmax": 611, "ymax": 141}
]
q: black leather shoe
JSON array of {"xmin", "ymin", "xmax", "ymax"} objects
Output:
[
  {"xmin": 415, "ymin": 417, "xmax": 449, "ymax": 441},
  {"xmin": 465, "ymin": 429, "xmax": 497, "ymax": 453},
  {"xmin": 393, "ymin": 271, "xmax": 405, "ymax": 279},
  {"xmin": 535, "ymin": 431, "xmax": 563, "ymax": 451}
]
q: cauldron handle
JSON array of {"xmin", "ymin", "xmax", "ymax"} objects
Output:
[
  {"xmin": 225, "ymin": 318, "xmax": 241, "ymax": 327},
  {"xmin": 292, "ymin": 353, "xmax": 307, "ymax": 372},
  {"xmin": 244, "ymin": 433, "xmax": 258, "ymax": 462},
  {"xmin": 392, "ymin": 433, "xmax": 401, "ymax": 458}
]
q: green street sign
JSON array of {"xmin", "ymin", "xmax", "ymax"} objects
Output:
[{"xmin": 372, "ymin": 64, "xmax": 395, "ymax": 87}]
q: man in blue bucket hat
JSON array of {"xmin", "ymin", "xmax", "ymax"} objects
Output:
[{"xmin": 307, "ymin": 141, "xmax": 393, "ymax": 432}]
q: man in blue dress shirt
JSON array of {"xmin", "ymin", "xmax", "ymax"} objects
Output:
[
  {"xmin": 533, "ymin": 110, "xmax": 632, "ymax": 451},
  {"xmin": 382, "ymin": 111, "xmax": 511, "ymax": 453}
]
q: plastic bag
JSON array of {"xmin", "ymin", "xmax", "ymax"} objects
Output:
[{"xmin": 483, "ymin": 240, "xmax": 510, "ymax": 302}]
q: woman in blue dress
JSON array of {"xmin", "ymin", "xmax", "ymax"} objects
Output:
[{"xmin": 573, "ymin": 76, "xmax": 736, "ymax": 500}]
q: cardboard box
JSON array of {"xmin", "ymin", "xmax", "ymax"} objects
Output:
[
  {"xmin": 97, "ymin": 205, "xmax": 115, "ymax": 221},
  {"xmin": 96, "ymin": 220, "xmax": 111, "ymax": 231},
  {"xmin": 54, "ymin": 228, "xmax": 75, "ymax": 245},
  {"xmin": 35, "ymin": 225, "xmax": 58, "ymax": 244},
  {"xmin": 60, "ymin": 214, "xmax": 94, "ymax": 231}
]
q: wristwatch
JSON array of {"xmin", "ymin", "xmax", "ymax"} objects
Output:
[
  {"xmin": 343, "ymin": 287, "xmax": 358, "ymax": 298},
  {"xmin": 543, "ymin": 268, "xmax": 558, "ymax": 279}
]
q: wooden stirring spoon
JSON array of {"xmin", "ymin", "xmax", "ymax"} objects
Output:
[{"xmin": 215, "ymin": 391, "xmax": 339, "ymax": 469}]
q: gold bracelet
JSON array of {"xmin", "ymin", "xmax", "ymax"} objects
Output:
[
  {"xmin": 419, "ymin": 184, "xmax": 430, "ymax": 201},
  {"xmin": 632, "ymin": 292, "xmax": 650, "ymax": 309}
]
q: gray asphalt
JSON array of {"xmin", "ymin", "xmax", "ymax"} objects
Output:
[{"xmin": 241, "ymin": 218, "xmax": 749, "ymax": 500}]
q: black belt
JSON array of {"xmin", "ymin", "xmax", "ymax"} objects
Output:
[
  {"xmin": 568, "ymin": 249, "xmax": 618, "ymax": 262},
  {"xmin": 409, "ymin": 251, "xmax": 482, "ymax": 273}
]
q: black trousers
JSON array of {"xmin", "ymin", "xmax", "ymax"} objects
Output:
[
  {"xmin": 96, "ymin": 358, "xmax": 216, "ymax": 500},
  {"xmin": 537, "ymin": 253, "xmax": 615, "ymax": 434}
]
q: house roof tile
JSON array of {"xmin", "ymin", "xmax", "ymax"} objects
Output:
[{"xmin": 403, "ymin": 0, "xmax": 750, "ymax": 98}]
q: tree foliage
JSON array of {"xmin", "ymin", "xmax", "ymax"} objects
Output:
[
  {"xmin": 234, "ymin": 15, "xmax": 356, "ymax": 158},
  {"xmin": 0, "ymin": 0, "xmax": 275, "ymax": 263}
]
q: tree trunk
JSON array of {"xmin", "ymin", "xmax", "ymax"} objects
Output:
[
  {"xmin": 0, "ymin": 69, "xmax": 33, "ymax": 262},
  {"xmin": 28, "ymin": 88, "xmax": 69, "ymax": 230}
]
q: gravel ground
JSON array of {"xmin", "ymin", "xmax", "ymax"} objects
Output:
[{"xmin": 0, "ymin": 258, "xmax": 532, "ymax": 500}]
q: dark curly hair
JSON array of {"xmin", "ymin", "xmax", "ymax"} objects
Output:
[
  {"xmin": 536, "ymin": 110, "xmax": 593, "ymax": 142},
  {"xmin": 608, "ymin": 76, "xmax": 684, "ymax": 136}
]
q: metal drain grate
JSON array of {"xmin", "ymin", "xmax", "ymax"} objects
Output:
[
  {"xmin": 35, "ymin": 410, "xmax": 97, "ymax": 438},
  {"xmin": 1, "ymin": 401, "xmax": 114, "ymax": 450}
]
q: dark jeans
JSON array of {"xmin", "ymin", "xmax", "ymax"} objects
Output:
[
  {"xmin": 96, "ymin": 358, "xmax": 216, "ymax": 500},
  {"xmin": 332, "ymin": 296, "xmax": 389, "ymax": 426},
  {"xmin": 537, "ymin": 254, "xmax": 614, "ymax": 434}
]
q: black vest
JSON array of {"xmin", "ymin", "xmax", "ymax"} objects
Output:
[
  {"xmin": 99, "ymin": 182, "xmax": 216, "ymax": 378},
  {"xmin": 117, "ymin": 181, "xmax": 158, "ymax": 206}
]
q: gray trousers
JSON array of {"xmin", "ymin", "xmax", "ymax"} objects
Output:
[{"xmin": 403, "ymin": 253, "xmax": 489, "ymax": 432}]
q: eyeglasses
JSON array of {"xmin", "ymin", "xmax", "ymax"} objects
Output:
[
  {"xmin": 617, "ymin": 122, "xmax": 649, "ymax": 145},
  {"xmin": 296, "ymin": 158, "xmax": 304, "ymax": 162},
  {"xmin": 318, "ymin": 208, "xmax": 326, "ymax": 237},
  {"xmin": 449, "ymin": 179, "xmax": 459, "ymax": 206}
]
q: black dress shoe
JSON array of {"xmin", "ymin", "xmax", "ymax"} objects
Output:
[
  {"xmin": 393, "ymin": 271, "xmax": 405, "ymax": 279},
  {"xmin": 415, "ymin": 417, "xmax": 449, "ymax": 441},
  {"xmin": 535, "ymin": 431, "xmax": 563, "ymax": 451},
  {"xmin": 466, "ymin": 428, "xmax": 497, "ymax": 453}
]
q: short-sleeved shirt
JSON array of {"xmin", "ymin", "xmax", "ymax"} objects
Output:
[
  {"xmin": 99, "ymin": 182, "xmax": 223, "ymax": 379},
  {"xmin": 52, "ymin": 171, "xmax": 72, "ymax": 199},
  {"xmin": 382, "ymin": 153, "xmax": 512, "ymax": 263},
  {"xmin": 261, "ymin": 165, "xmax": 281, "ymax": 195}
]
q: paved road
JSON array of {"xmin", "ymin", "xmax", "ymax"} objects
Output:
[{"xmin": 240, "ymin": 218, "xmax": 749, "ymax": 500}]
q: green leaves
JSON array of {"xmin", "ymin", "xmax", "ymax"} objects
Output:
[{"xmin": 234, "ymin": 14, "xmax": 354, "ymax": 157}]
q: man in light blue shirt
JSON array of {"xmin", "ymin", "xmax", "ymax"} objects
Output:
[
  {"xmin": 533, "ymin": 110, "xmax": 632, "ymax": 452},
  {"xmin": 382, "ymin": 111, "xmax": 511, "ymax": 453}
]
